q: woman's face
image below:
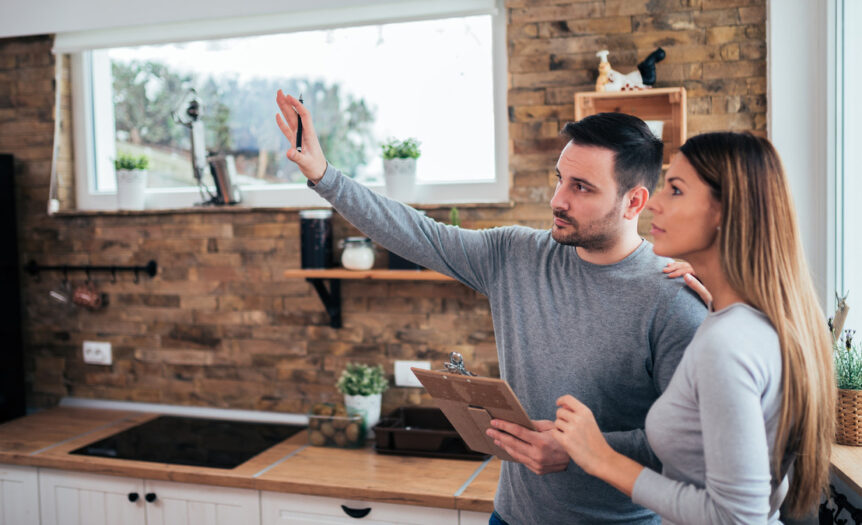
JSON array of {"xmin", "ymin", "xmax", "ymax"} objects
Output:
[{"xmin": 647, "ymin": 154, "xmax": 721, "ymax": 260}]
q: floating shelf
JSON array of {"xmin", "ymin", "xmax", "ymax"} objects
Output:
[
  {"xmin": 284, "ymin": 268, "xmax": 457, "ymax": 328},
  {"xmin": 283, "ymin": 269, "xmax": 455, "ymax": 281}
]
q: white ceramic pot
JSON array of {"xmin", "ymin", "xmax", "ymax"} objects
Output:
[
  {"xmin": 344, "ymin": 393, "xmax": 382, "ymax": 436},
  {"xmin": 383, "ymin": 158, "xmax": 416, "ymax": 202},
  {"xmin": 116, "ymin": 169, "xmax": 147, "ymax": 210}
]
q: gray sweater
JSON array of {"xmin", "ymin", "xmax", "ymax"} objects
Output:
[
  {"xmin": 633, "ymin": 303, "xmax": 789, "ymax": 524},
  {"xmin": 311, "ymin": 165, "xmax": 706, "ymax": 524}
]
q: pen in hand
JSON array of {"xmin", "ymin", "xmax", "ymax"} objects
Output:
[{"xmin": 296, "ymin": 93, "xmax": 303, "ymax": 153}]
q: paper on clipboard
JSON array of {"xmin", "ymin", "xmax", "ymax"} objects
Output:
[{"xmin": 411, "ymin": 368, "xmax": 535, "ymax": 462}]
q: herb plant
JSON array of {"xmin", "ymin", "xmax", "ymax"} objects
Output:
[
  {"xmin": 336, "ymin": 363, "xmax": 389, "ymax": 396},
  {"xmin": 114, "ymin": 152, "xmax": 150, "ymax": 171},
  {"xmin": 449, "ymin": 207, "xmax": 461, "ymax": 227},
  {"xmin": 382, "ymin": 138, "xmax": 421, "ymax": 160},
  {"xmin": 835, "ymin": 330, "xmax": 862, "ymax": 390}
]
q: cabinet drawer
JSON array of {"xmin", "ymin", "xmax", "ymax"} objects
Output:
[{"xmin": 262, "ymin": 491, "xmax": 458, "ymax": 525}]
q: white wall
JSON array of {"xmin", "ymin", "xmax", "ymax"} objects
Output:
[{"xmin": 768, "ymin": 0, "xmax": 833, "ymax": 311}]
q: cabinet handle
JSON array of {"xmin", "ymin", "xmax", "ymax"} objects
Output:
[
  {"xmin": 145, "ymin": 493, "xmax": 157, "ymax": 503},
  {"xmin": 340, "ymin": 505, "xmax": 371, "ymax": 519},
  {"xmin": 127, "ymin": 492, "xmax": 139, "ymax": 503}
]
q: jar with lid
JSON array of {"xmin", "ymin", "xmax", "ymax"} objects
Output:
[
  {"xmin": 299, "ymin": 209, "xmax": 333, "ymax": 268},
  {"xmin": 340, "ymin": 237, "xmax": 376, "ymax": 270}
]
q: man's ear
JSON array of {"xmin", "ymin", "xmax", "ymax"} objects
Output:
[{"xmin": 622, "ymin": 186, "xmax": 649, "ymax": 220}]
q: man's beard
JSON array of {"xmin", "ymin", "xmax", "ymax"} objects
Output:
[{"xmin": 551, "ymin": 204, "xmax": 621, "ymax": 251}]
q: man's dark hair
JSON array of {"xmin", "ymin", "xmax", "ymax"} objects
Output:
[{"xmin": 561, "ymin": 113, "xmax": 663, "ymax": 195}]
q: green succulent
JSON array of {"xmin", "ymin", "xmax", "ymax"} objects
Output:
[
  {"xmin": 835, "ymin": 329, "xmax": 862, "ymax": 390},
  {"xmin": 381, "ymin": 138, "xmax": 421, "ymax": 160},
  {"xmin": 114, "ymin": 152, "xmax": 150, "ymax": 171},
  {"xmin": 336, "ymin": 363, "xmax": 389, "ymax": 396}
]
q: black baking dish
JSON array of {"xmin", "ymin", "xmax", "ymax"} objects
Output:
[{"xmin": 372, "ymin": 406, "xmax": 489, "ymax": 460}]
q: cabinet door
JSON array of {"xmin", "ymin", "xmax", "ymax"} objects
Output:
[
  {"xmin": 39, "ymin": 468, "xmax": 145, "ymax": 525},
  {"xmin": 262, "ymin": 491, "xmax": 458, "ymax": 525},
  {"xmin": 459, "ymin": 510, "xmax": 490, "ymax": 525},
  {"xmin": 143, "ymin": 479, "xmax": 260, "ymax": 525},
  {"xmin": 0, "ymin": 464, "xmax": 39, "ymax": 525}
]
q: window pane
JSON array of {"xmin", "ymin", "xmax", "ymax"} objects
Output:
[
  {"xmin": 841, "ymin": 0, "xmax": 861, "ymax": 331},
  {"xmin": 101, "ymin": 16, "xmax": 495, "ymax": 192}
]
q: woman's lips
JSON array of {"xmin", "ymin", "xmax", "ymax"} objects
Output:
[{"xmin": 650, "ymin": 223, "xmax": 666, "ymax": 235}]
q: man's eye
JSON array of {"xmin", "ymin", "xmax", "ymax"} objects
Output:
[{"xmin": 575, "ymin": 183, "xmax": 588, "ymax": 192}]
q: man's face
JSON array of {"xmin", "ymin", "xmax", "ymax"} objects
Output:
[{"xmin": 550, "ymin": 142, "xmax": 626, "ymax": 250}]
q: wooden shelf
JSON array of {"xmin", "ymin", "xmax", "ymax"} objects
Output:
[
  {"xmin": 283, "ymin": 269, "xmax": 455, "ymax": 281},
  {"xmin": 575, "ymin": 87, "xmax": 686, "ymax": 168},
  {"xmin": 284, "ymin": 268, "xmax": 457, "ymax": 328}
]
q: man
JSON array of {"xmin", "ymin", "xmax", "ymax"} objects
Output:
[{"xmin": 276, "ymin": 90, "xmax": 706, "ymax": 524}]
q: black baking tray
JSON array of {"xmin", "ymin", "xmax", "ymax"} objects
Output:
[{"xmin": 372, "ymin": 407, "xmax": 489, "ymax": 461}]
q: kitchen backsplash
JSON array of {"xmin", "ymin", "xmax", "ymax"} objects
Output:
[{"xmin": 1, "ymin": 0, "xmax": 766, "ymax": 415}]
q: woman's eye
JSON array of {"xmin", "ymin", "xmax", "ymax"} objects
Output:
[{"xmin": 671, "ymin": 185, "xmax": 682, "ymax": 196}]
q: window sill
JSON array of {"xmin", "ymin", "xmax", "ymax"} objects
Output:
[{"xmin": 51, "ymin": 200, "xmax": 515, "ymax": 218}]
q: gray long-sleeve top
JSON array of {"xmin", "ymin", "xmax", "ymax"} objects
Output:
[
  {"xmin": 633, "ymin": 303, "xmax": 789, "ymax": 524},
  {"xmin": 310, "ymin": 165, "xmax": 706, "ymax": 524}
]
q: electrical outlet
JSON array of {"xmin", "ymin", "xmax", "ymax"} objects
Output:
[
  {"xmin": 83, "ymin": 341, "xmax": 112, "ymax": 365},
  {"xmin": 394, "ymin": 360, "xmax": 430, "ymax": 387}
]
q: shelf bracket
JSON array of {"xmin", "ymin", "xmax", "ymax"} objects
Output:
[{"xmin": 307, "ymin": 278, "xmax": 342, "ymax": 328}]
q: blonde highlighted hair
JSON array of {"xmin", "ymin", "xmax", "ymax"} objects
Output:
[{"xmin": 680, "ymin": 132, "xmax": 834, "ymax": 517}]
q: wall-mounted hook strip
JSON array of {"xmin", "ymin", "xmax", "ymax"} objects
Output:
[{"xmin": 25, "ymin": 260, "xmax": 159, "ymax": 282}]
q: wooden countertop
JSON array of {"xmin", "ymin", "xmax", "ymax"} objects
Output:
[
  {"xmin": 0, "ymin": 407, "xmax": 497, "ymax": 511},
  {"xmin": 832, "ymin": 444, "xmax": 862, "ymax": 495}
]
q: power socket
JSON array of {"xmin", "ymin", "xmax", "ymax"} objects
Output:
[
  {"xmin": 83, "ymin": 341, "xmax": 112, "ymax": 366},
  {"xmin": 394, "ymin": 360, "xmax": 430, "ymax": 387}
]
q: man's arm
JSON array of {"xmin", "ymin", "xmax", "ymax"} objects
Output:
[{"xmin": 276, "ymin": 90, "xmax": 502, "ymax": 294}]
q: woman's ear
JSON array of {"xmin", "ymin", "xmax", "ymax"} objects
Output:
[{"xmin": 622, "ymin": 186, "xmax": 650, "ymax": 220}]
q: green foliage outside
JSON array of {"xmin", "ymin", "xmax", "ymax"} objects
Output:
[
  {"xmin": 336, "ymin": 363, "xmax": 389, "ymax": 396},
  {"xmin": 835, "ymin": 330, "xmax": 862, "ymax": 390},
  {"xmin": 449, "ymin": 207, "xmax": 461, "ymax": 227},
  {"xmin": 111, "ymin": 60, "xmax": 377, "ymax": 183},
  {"xmin": 114, "ymin": 152, "xmax": 149, "ymax": 171},
  {"xmin": 382, "ymin": 138, "xmax": 421, "ymax": 160}
]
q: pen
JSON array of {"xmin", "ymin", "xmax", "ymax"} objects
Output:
[{"xmin": 296, "ymin": 93, "xmax": 303, "ymax": 153}]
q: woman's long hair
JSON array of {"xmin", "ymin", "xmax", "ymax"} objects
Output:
[{"xmin": 680, "ymin": 132, "xmax": 834, "ymax": 516}]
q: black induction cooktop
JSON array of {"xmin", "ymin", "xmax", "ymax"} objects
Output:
[{"xmin": 70, "ymin": 415, "xmax": 306, "ymax": 469}]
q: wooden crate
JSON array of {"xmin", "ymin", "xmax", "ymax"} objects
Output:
[{"xmin": 574, "ymin": 87, "xmax": 686, "ymax": 169}]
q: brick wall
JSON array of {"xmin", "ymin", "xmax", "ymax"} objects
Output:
[{"xmin": 0, "ymin": 0, "xmax": 765, "ymax": 415}]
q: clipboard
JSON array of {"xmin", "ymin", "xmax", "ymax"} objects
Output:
[{"xmin": 411, "ymin": 368, "xmax": 535, "ymax": 462}]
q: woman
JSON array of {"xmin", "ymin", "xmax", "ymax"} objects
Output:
[{"xmin": 553, "ymin": 132, "xmax": 834, "ymax": 523}]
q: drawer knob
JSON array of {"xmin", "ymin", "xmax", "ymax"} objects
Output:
[
  {"xmin": 340, "ymin": 505, "xmax": 371, "ymax": 519},
  {"xmin": 127, "ymin": 492, "xmax": 139, "ymax": 503},
  {"xmin": 145, "ymin": 493, "xmax": 157, "ymax": 503}
]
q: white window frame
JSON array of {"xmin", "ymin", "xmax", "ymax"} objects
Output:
[{"xmin": 65, "ymin": 0, "xmax": 509, "ymax": 210}]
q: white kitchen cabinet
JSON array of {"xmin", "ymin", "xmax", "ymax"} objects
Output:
[
  {"xmin": 144, "ymin": 478, "xmax": 260, "ymax": 525},
  {"xmin": 39, "ymin": 469, "xmax": 145, "ymax": 525},
  {"xmin": 459, "ymin": 510, "xmax": 490, "ymax": 525},
  {"xmin": 261, "ymin": 491, "xmax": 459, "ymax": 525},
  {"xmin": 39, "ymin": 469, "xmax": 259, "ymax": 525},
  {"xmin": 0, "ymin": 464, "xmax": 40, "ymax": 525}
]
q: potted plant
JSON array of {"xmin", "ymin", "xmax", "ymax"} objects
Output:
[
  {"xmin": 336, "ymin": 363, "xmax": 389, "ymax": 435},
  {"xmin": 382, "ymin": 137, "xmax": 420, "ymax": 202},
  {"xmin": 835, "ymin": 329, "xmax": 862, "ymax": 445},
  {"xmin": 114, "ymin": 152, "xmax": 149, "ymax": 210}
]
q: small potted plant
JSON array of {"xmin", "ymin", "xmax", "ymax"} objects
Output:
[
  {"xmin": 114, "ymin": 152, "xmax": 149, "ymax": 210},
  {"xmin": 835, "ymin": 329, "xmax": 862, "ymax": 445},
  {"xmin": 382, "ymin": 137, "xmax": 420, "ymax": 202},
  {"xmin": 336, "ymin": 363, "xmax": 389, "ymax": 435}
]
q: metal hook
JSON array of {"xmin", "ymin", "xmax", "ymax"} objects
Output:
[
  {"xmin": 62, "ymin": 266, "xmax": 69, "ymax": 286},
  {"xmin": 111, "ymin": 267, "xmax": 117, "ymax": 284},
  {"xmin": 133, "ymin": 269, "xmax": 140, "ymax": 284},
  {"xmin": 85, "ymin": 268, "xmax": 91, "ymax": 283}
]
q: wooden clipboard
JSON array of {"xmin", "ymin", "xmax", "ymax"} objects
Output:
[{"xmin": 411, "ymin": 368, "xmax": 535, "ymax": 462}]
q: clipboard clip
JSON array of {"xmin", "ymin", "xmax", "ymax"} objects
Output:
[{"xmin": 442, "ymin": 352, "xmax": 477, "ymax": 376}]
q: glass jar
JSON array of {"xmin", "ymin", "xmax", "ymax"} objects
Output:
[
  {"xmin": 299, "ymin": 209, "xmax": 333, "ymax": 268},
  {"xmin": 340, "ymin": 237, "xmax": 376, "ymax": 270}
]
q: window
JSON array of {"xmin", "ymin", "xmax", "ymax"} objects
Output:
[
  {"xmin": 66, "ymin": 1, "xmax": 507, "ymax": 210},
  {"xmin": 836, "ymin": 0, "xmax": 861, "ymax": 331}
]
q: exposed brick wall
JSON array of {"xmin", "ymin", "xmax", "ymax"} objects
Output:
[{"xmin": 0, "ymin": 0, "xmax": 765, "ymax": 415}]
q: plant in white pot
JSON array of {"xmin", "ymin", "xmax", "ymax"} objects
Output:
[
  {"xmin": 336, "ymin": 363, "xmax": 389, "ymax": 436},
  {"xmin": 114, "ymin": 152, "xmax": 149, "ymax": 210},
  {"xmin": 382, "ymin": 137, "xmax": 420, "ymax": 202}
]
